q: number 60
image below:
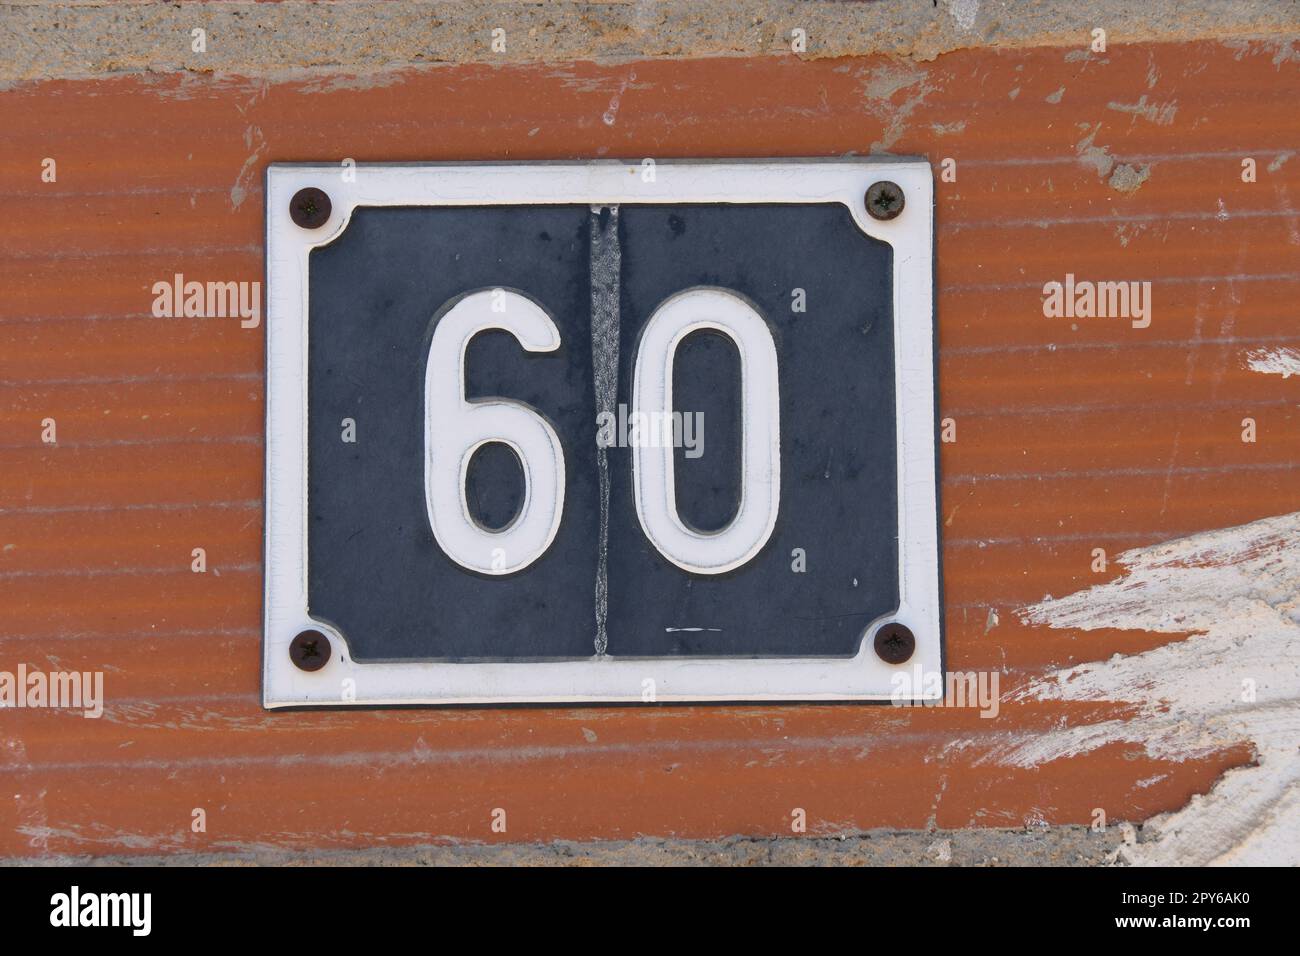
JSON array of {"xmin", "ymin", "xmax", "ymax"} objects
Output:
[{"xmin": 425, "ymin": 288, "xmax": 780, "ymax": 576}]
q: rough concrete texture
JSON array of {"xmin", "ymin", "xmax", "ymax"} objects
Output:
[
  {"xmin": 6, "ymin": 825, "xmax": 1127, "ymax": 866},
  {"xmin": 2, "ymin": 0, "xmax": 1299, "ymax": 85}
]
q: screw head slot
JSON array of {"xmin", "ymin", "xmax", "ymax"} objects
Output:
[
  {"xmin": 289, "ymin": 629, "xmax": 332, "ymax": 672},
  {"xmin": 873, "ymin": 622, "xmax": 916, "ymax": 665},
  {"xmin": 289, "ymin": 187, "xmax": 332, "ymax": 229},
  {"xmin": 865, "ymin": 181, "xmax": 905, "ymax": 221}
]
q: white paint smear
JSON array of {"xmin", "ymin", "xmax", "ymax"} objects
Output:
[
  {"xmin": 1244, "ymin": 346, "xmax": 1300, "ymax": 379},
  {"xmin": 1009, "ymin": 511, "xmax": 1300, "ymax": 866}
]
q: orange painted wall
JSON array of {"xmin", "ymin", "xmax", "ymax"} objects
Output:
[{"xmin": 0, "ymin": 40, "xmax": 1295, "ymax": 854}]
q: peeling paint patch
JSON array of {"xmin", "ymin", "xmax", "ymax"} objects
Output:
[
  {"xmin": 1108, "ymin": 163, "xmax": 1151, "ymax": 193},
  {"xmin": 1113, "ymin": 221, "xmax": 1150, "ymax": 247},
  {"xmin": 930, "ymin": 120, "xmax": 967, "ymax": 135},
  {"xmin": 230, "ymin": 128, "xmax": 266, "ymax": 211},
  {"xmin": 601, "ymin": 71, "xmax": 637, "ymax": 127},
  {"xmin": 1268, "ymin": 151, "xmax": 1294, "ymax": 173},
  {"xmin": 296, "ymin": 70, "xmax": 411, "ymax": 94},
  {"xmin": 1045, "ymin": 86, "xmax": 1065, "ymax": 103},
  {"xmin": 1270, "ymin": 40, "xmax": 1300, "ymax": 67},
  {"xmin": 1244, "ymin": 347, "xmax": 1300, "ymax": 379},
  {"xmin": 1076, "ymin": 124, "xmax": 1151, "ymax": 193},
  {"xmin": 860, "ymin": 63, "xmax": 937, "ymax": 154},
  {"xmin": 1010, "ymin": 512, "xmax": 1300, "ymax": 866},
  {"xmin": 1075, "ymin": 124, "xmax": 1116, "ymax": 178},
  {"xmin": 1107, "ymin": 95, "xmax": 1178, "ymax": 125}
]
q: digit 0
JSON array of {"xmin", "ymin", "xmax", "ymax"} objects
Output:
[{"xmin": 631, "ymin": 288, "xmax": 781, "ymax": 574}]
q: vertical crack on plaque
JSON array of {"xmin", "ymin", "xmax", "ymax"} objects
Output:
[{"xmin": 589, "ymin": 205, "xmax": 620, "ymax": 656}]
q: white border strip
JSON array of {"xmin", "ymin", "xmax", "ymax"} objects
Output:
[{"xmin": 263, "ymin": 160, "xmax": 939, "ymax": 707}]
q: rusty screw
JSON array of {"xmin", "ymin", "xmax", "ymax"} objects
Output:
[
  {"xmin": 873, "ymin": 622, "xmax": 916, "ymax": 665},
  {"xmin": 289, "ymin": 629, "xmax": 331, "ymax": 672},
  {"xmin": 865, "ymin": 181, "xmax": 905, "ymax": 221},
  {"xmin": 289, "ymin": 187, "xmax": 332, "ymax": 229}
]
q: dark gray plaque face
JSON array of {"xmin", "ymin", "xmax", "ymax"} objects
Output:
[
  {"xmin": 308, "ymin": 203, "xmax": 897, "ymax": 660},
  {"xmin": 262, "ymin": 161, "xmax": 940, "ymax": 707}
]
